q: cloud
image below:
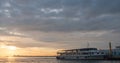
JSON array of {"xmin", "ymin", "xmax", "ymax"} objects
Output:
[
  {"xmin": 41, "ymin": 8, "xmax": 63, "ymax": 14},
  {"xmin": 0, "ymin": 0, "xmax": 118, "ymax": 32},
  {"xmin": 0, "ymin": 0, "xmax": 119, "ymax": 49}
]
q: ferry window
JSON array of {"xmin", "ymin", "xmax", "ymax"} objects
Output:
[
  {"xmin": 85, "ymin": 56, "xmax": 88, "ymax": 59},
  {"xmin": 83, "ymin": 53, "xmax": 88, "ymax": 55},
  {"xmin": 97, "ymin": 52, "xmax": 99, "ymax": 54},
  {"xmin": 114, "ymin": 52, "xmax": 116, "ymax": 55},
  {"xmin": 76, "ymin": 56, "xmax": 79, "ymax": 59},
  {"xmin": 92, "ymin": 52, "xmax": 94, "ymax": 54},
  {"xmin": 101, "ymin": 52, "xmax": 104, "ymax": 54}
]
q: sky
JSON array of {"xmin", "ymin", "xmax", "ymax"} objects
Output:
[{"xmin": 0, "ymin": 0, "xmax": 120, "ymax": 56}]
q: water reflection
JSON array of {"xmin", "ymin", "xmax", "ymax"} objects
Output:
[
  {"xmin": 0, "ymin": 57, "xmax": 119, "ymax": 63},
  {"xmin": 57, "ymin": 60, "xmax": 120, "ymax": 63},
  {"xmin": 7, "ymin": 57, "xmax": 15, "ymax": 63}
]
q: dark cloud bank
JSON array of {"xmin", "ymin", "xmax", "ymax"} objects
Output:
[{"xmin": 0, "ymin": 0, "xmax": 120, "ymax": 48}]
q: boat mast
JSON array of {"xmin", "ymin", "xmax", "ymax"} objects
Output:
[{"xmin": 109, "ymin": 42, "xmax": 112, "ymax": 56}]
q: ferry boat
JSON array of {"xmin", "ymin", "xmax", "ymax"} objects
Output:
[{"xmin": 56, "ymin": 43, "xmax": 120, "ymax": 60}]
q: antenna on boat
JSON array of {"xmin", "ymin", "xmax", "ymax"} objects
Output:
[{"xmin": 87, "ymin": 42, "xmax": 90, "ymax": 48}]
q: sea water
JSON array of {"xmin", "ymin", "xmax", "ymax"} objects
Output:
[{"xmin": 0, "ymin": 57, "xmax": 120, "ymax": 63}]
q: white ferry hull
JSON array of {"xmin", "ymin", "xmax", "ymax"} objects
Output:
[{"xmin": 57, "ymin": 55, "xmax": 107, "ymax": 60}]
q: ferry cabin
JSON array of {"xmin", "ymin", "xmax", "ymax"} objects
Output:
[
  {"xmin": 57, "ymin": 47, "xmax": 120, "ymax": 60},
  {"xmin": 111, "ymin": 47, "xmax": 120, "ymax": 59}
]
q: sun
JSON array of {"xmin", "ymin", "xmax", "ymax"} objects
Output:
[
  {"xmin": 7, "ymin": 46, "xmax": 17, "ymax": 51},
  {"xmin": 1, "ymin": 45, "xmax": 17, "ymax": 50},
  {"xmin": 6, "ymin": 46, "xmax": 17, "ymax": 57}
]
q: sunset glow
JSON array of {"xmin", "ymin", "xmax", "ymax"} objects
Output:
[
  {"xmin": 7, "ymin": 46, "xmax": 17, "ymax": 51},
  {"xmin": 0, "ymin": 45, "xmax": 17, "ymax": 57},
  {"xmin": 0, "ymin": 45, "xmax": 17, "ymax": 50},
  {"xmin": 0, "ymin": 0, "xmax": 119, "ymax": 57},
  {"xmin": 0, "ymin": 44, "xmax": 57, "ymax": 56}
]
